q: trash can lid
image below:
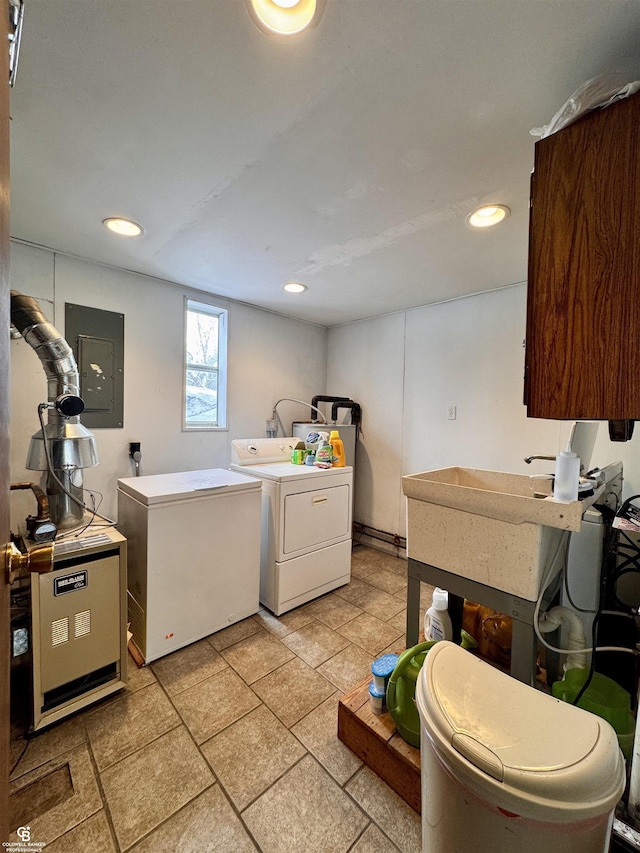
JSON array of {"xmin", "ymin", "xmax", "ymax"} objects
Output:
[{"xmin": 416, "ymin": 642, "xmax": 625, "ymax": 823}]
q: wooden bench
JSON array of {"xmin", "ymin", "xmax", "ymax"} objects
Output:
[{"xmin": 337, "ymin": 675, "xmax": 421, "ymax": 813}]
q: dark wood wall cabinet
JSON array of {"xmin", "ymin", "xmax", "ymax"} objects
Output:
[{"xmin": 524, "ymin": 90, "xmax": 640, "ymax": 424}]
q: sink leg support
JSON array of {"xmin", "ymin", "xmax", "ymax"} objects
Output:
[
  {"xmin": 406, "ymin": 573, "xmax": 421, "ymax": 647},
  {"xmin": 510, "ymin": 619, "xmax": 538, "ymax": 685}
]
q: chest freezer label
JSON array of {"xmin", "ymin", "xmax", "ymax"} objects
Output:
[{"xmin": 54, "ymin": 570, "xmax": 88, "ymax": 596}]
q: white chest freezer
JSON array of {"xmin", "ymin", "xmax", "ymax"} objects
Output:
[{"xmin": 117, "ymin": 468, "xmax": 262, "ymax": 663}]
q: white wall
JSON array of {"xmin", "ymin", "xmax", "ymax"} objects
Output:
[
  {"xmin": 12, "ymin": 245, "xmax": 639, "ymax": 541},
  {"xmin": 328, "ymin": 283, "xmax": 640, "ymax": 538},
  {"xmin": 9, "ymin": 241, "xmax": 327, "ymax": 528}
]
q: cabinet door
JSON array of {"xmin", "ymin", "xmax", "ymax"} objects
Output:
[{"xmin": 525, "ymin": 91, "xmax": 640, "ymax": 420}]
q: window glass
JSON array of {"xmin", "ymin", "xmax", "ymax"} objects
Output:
[{"xmin": 184, "ymin": 299, "xmax": 227, "ymax": 429}]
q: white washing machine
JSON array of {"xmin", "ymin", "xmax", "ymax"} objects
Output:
[{"xmin": 231, "ymin": 438, "xmax": 353, "ymax": 615}]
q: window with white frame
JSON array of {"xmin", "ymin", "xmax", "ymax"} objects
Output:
[{"xmin": 183, "ymin": 298, "xmax": 227, "ymax": 429}]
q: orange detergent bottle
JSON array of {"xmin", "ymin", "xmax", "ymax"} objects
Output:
[{"xmin": 329, "ymin": 430, "xmax": 345, "ymax": 467}]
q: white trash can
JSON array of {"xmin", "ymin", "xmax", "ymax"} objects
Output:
[{"xmin": 416, "ymin": 642, "xmax": 625, "ymax": 853}]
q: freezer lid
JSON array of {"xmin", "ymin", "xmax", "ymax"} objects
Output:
[{"xmin": 117, "ymin": 468, "xmax": 262, "ymax": 504}]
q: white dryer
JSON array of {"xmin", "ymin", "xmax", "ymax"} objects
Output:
[{"xmin": 231, "ymin": 438, "xmax": 353, "ymax": 615}]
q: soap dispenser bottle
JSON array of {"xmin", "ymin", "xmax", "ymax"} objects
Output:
[{"xmin": 553, "ymin": 442, "xmax": 580, "ymax": 503}]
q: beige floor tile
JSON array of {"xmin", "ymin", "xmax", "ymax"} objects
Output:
[
  {"xmin": 304, "ymin": 593, "xmax": 363, "ymax": 629},
  {"xmin": 317, "ymin": 644, "xmax": 374, "ymax": 693},
  {"xmin": 201, "ymin": 705, "xmax": 306, "ymax": 810},
  {"xmin": 124, "ymin": 652, "xmax": 157, "ymax": 693},
  {"xmin": 366, "ymin": 569, "xmax": 407, "ymax": 595},
  {"xmin": 243, "ymin": 754, "xmax": 368, "ymax": 853},
  {"xmin": 100, "ymin": 726, "xmax": 214, "ymax": 851},
  {"xmin": 252, "ymin": 606, "xmax": 316, "ymax": 638},
  {"xmin": 252, "ymin": 658, "xmax": 334, "ymax": 728},
  {"xmin": 129, "ymin": 786, "xmax": 255, "ymax": 853},
  {"xmin": 386, "ymin": 608, "xmax": 408, "ymax": 633},
  {"xmin": 281, "ymin": 621, "xmax": 350, "ymax": 667},
  {"xmin": 399, "ymin": 583, "xmax": 435, "ymax": 608},
  {"xmin": 379, "ymin": 641, "xmax": 407, "ymax": 657},
  {"xmin": 151, "ymin": 639, "xmax": 228, "ymax": 695},
  {"xmin": 356, "ymin": 587, "xmax": 406, "ymax": 621},
  {"xmin": 351, "ymin": 544, "xmax": 374, "ymax": 558},
  {"xmin": 350, "ymin": 560, "xmax": 379, "ymax": 580},
  {"xmin": 84, "ymin": 682, "xmax": 180, "ymax": 771},
  {"xmin": 291, "ymin": 694, "xmax": 361, "ymax": 784},
  {"xmin": 43, "ymin": 811, "xmax": 117, "ymax": 853},
  {"xmin": 172, "ymin": 668, "xmax": 261, "ymax": 743},
  {"xmin": 346, "ymin": 766, "xmax": 422, "ymax": 853},
  {"xmin": 8, "ymin": 744, "xmax": 102, "ymax": 846},
  {"xmin": 334, "ymin": 576, "xmax": 376, "ymax": 603},
  {"xmin": 338, "ymin": 613, "xmax": 404, "ymax": 656},
  {"xmin": 374, "ymin": 553, "xmax": 409, "ymax": 576},
  {"xmin": 421, "ymin": 584, "xmax": 436, "ymax": 606},
  {"xmin": 207, "ymin": 617, "xmax": 263, "ymax": 651},
  {"xmin": 221, "ymin": 631, "xmax": 295, "ymax": 684},
  {"xmin": 351, "ymin": 546, "xmax": 385, "ymax": 565},
  {"xmin": 351, "ymin": 824, "xmax": 401, "ymax": 852},
  {"xmin": 10, "ymin": 716, "xmax": 87, "ymax": 781}
]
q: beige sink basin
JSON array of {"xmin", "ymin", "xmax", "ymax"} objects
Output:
[
  {"xmin": 402, "ymin": 467, "xmax": 603, "ymax": 599},
  {"xmin": 402, "ymin": 467, "xmax": 600, "ymax": 531}
]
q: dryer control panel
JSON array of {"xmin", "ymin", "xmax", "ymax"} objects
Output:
[{"xmin": 231, "ymin": 437, "xmax": 297, "ymax": 466}]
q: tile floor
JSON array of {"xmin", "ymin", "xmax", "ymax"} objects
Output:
[{"xmin": 9, "ymin": 545, "xmax": 435, "ymax": 853}]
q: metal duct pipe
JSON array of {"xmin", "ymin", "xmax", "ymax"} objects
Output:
[
  {"xmin": 10, "ymin": 291, "xmax": 98, "ymax": 528},
  {"xmin": 11, "ymin": 291, "xmax": 81, "ymax": 414}
]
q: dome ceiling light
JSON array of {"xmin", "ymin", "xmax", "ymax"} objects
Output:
[
  {"xmin": 466, "ymin": 204, "xmax": 511, "ymax": 229},
  {"xmin": 103, "ymin": 217, "xmax": 144, "ymax": 237},
  {"xmin": 247, "ymin": 0, "xmax": 325, "ymax": 36}
]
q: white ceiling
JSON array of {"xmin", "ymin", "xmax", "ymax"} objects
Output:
[{"xmin": 9, "ymin": 1, "xmax": 640, "ymax": 326}]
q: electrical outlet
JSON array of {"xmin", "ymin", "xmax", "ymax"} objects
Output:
[{"xmin": 447, "ymin": 405, "xmax": 457, "ymax": 420}]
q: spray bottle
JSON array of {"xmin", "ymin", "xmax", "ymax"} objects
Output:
[{"xmin": 314, "ymin": 436, "xmax": 333, "ymax": 468}]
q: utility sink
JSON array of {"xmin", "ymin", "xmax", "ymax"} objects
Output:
[{"xmin": 402, "ymin": 467, "xmax": 603, "ymax": 600}]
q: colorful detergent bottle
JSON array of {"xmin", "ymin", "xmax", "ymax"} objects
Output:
[{"xmin": 329, "ymin": 430, "xmax": 346, "ymax": 467}]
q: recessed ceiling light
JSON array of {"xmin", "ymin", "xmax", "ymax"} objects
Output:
[
  {"xmin": 283, "ymin": 282, "xmax": 307, "ymax": 293},
  {"xmin": 103, "ymin": 217, "xmax": 144, "ymax": 237},
  {"xmin": 466, "ymin": 204, "xmax": 510, "ymax": 229},
  {"xmin": 247, "ymin": 0, "xmax": 324, "ymax": 35}
]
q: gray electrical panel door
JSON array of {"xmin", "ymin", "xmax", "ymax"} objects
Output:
[{"xmin": 65, "ymin": 303, "xmax": 124, "ymax": 428}]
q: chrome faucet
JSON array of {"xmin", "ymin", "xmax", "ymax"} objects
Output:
[{"xmin": 524, "ymin": 454, "xmax": 556, "ymax": 464}]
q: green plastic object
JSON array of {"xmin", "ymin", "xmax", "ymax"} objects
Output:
[
  {"xmin": 460, "ymin": 629, "xmax": 479, "ymax": 651},
  {"xmin": 386, "ymin": 641, "xmax": 437, "ymax": 747},
  {"xmin": 552, "ymin": 668, "xmax": 635, "ymax": 758}
]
